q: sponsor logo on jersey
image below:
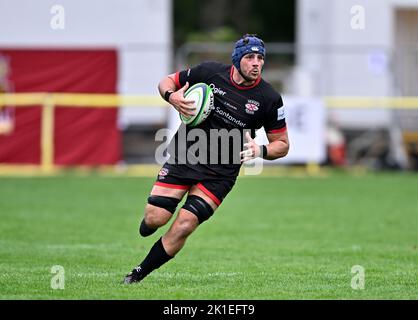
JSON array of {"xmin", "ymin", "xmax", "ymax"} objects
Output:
[
  {"xmin": 223, "ymin": 101, "xmax": 237, "ymax": 110},
  {"xmin": 209, "ymin": 83, "xmax": 226, "ymax": 96},
  {"xmin": 277, "ymin": 106, "xmax": 285, "ymax": 120},
  {"xmin": 215, "ymin": 107, "xmax": 246, "ymax": 127},
  {"xmin": 158, "ymin": 167, "xmax": 169, "ymax": 179},
  {"xmin": 245, "ymin": 99, "xmax": 260, "ymax": 115}
]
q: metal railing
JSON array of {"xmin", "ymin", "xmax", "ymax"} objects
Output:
[
  {"xmin": 0, "ymin": 93, "xmax": 166, "ymax": 173},
  {"xmin": 1, "ymin": 93, "xmax": 418, "ymax": 174}
]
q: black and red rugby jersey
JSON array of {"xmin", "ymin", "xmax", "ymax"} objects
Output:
[{"xmin": 168, "ymin": 61, "xmax": 287, "ymax": 179}]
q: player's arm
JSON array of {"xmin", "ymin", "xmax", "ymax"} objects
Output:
[
  {"xmin": 264, "ymin": 130, "xmax": 289, "ymax": 160},
  {"xmin": 158, "ymin": 74, "xmax": 196, "ymax": 117}
]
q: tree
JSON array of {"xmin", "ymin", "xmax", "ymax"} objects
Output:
[{"xmin": 174, "ymin": 0, "xmax": 295, "ymax": 48}]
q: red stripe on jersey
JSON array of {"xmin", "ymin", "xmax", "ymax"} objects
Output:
[
  {"xmin": 229, "ymin": 66, "xmax": 261, "ymax": 90},
  {"xmin": 268, "ymin": 126, "xmax": 287, "ymax": 134},
  {"xmin": 155, "ymin": 181, "xmax": 190, "ymax": 190},
  {"xmin": 174, "ymin": 71, "xmax": 181, "ymax": 90},
  {"xmin": 196, "ymin": 183, "xmax": 222, "ymax": 206}
]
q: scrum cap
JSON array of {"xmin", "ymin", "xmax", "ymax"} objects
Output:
[{"xmin": 232, "ymin": 34, "xmax": 265, "ymax": 70}]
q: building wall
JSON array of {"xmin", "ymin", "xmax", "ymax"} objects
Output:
[
  {"xmin": 0, "ymin": 0, "xmax": 172, "ymax": 126},
  {"xmin": 297, "ymin": 0, "xmax": 418, "ymax": 129}
]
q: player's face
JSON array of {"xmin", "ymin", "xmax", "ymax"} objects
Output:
[{"xmin": 240, "ymin": 53, "xmax": 264, "ymax": 81}]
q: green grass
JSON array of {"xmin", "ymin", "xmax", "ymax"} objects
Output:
[{"xmin": 0, "ymin": 172, "xmax": 417, "ymax": 299}]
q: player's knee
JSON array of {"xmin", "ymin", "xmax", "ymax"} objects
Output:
[
  {"xmin": 182, "ymin": 195, "xmax": 214, "ymax": 224},
  {"xmin": 173, "ymin": 215, "xmax": 198, "ymax": 239},
  {"xmin": 143, "ymin": 206, "xmax": 165, "ymax": 228},
  {"xmin": 141, "ymin": 195, "xmax": 180, "ymax": 232},
  {"xmin": 140, "ymin": 205, "xmax": 172, "ymax": 237}
]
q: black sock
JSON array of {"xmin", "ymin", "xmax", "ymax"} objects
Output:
[
  {"xmin": 139, "ymin": 219, "xmax": 157, "ymax": 237},
  {"xmin": 135, "ymin": 237, "xmax": 173, "ymax": 279}
]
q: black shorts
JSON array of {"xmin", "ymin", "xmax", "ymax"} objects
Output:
[{"xmin": 154, "ymin": 163, "xmax": 236, "ymax": 206}]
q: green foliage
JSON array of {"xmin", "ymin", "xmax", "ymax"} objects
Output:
[
  {"xmin": 174, "ymin": 0, "xmax": 295, "ymax": 48},
  {"xmin": 0, "ymin": 173, "xmax": 417, "ymax": 299},
  {"xmin": 187, "ymin": 26, "xmax": 239, "ymax": 43},
  {"xmin": 250, "ymin": 0, "xmax": 295, "ymax": 43}
]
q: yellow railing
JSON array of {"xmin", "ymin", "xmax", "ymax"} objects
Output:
[
  {"xmin": 324, "ymin": 96, "xmax": 418, "ymax": 109},
  {"xmin": 1, "ymin": 93, "xmax": 418, "ymax": 175},
  {"xmin": 0, "ymin": 93, "xmax": 165, "ymax": 107},
  {"xmin": 0, "ymin": 93, "xmax": 167, "ymax": 173}
]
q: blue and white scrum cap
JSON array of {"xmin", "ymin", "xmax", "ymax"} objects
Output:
[{"xmin": 232, "ymin": 34, "xmax": 266, "ymax": 70}]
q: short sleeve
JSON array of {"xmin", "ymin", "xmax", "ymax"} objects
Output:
[
  {"xmin": 174, "ymin": 63, "xmax": 211, "ymax": 90},
  {"xmin": 263, "ymin": 95, "xmax": 287, "ymax": 134}
]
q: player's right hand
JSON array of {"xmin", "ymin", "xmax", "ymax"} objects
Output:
[
  {"xmin": 240, "ymin": 131, "xmax": 261, "ymax": 163},
  {"xmin": 168, "ymin": 82, "xmax": 196, "ymax": 117}
]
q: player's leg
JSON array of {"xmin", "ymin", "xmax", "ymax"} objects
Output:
[
  {"xmin": 160, "ymin": 180, "xmax": 235, "ymax": 256},
  {"xmin": 161, "ymin": 185, "xmax": 218, "ymax": 256},
  {"xmin": 139, "ymin": 164, "xmax": 191, "ymax": 237},
  {"xmin": 139, "ymin": 182, "xmax": 189, "ymax": 237},
  {"xmin": 124, "ymin": 186, "xmax": 218, "ymax": 284}
]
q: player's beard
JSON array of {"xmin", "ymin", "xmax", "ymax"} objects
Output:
[{"xmin": 239, "ymin": 68, "xmax": 260, "ymax": 83}]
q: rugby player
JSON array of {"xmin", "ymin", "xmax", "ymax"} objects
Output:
[{"xmin": 124, "ymin": 34, "xmax": 289, "ymax": 284}]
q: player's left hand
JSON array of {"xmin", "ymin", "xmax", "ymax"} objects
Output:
[{"xmin": 240, "ymin": 131, "xmax": 261, "ymax": 163}]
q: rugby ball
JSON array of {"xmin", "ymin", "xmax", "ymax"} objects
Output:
[{"xmin": 180, "ymin": 83, "xmax": 214, "ymax": 127}]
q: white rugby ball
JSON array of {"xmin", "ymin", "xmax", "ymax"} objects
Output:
[{"xmin": 180, "ymin": 83, "xmax": 214, "ymax": 127}]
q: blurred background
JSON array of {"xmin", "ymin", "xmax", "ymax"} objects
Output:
[
  {"xmin": 2, "ymin": 1, "xmax": 417, "ymax": 301},
  {"xmin": 0, "ymin": 0, "xmax": 418, "ymax": 174}
]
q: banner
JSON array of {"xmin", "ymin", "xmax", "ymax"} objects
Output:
[
  {"xmin": 255, "ymin": 96, "xmax": 326, "ymax": 164},
  {"xmin": 0, "ymin": 49, "xmax": 120, "ymax": 165}
]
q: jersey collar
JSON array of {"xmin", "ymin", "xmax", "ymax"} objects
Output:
[{"xmin": 229, "ymin": 66, "xmax": 262, "ymax": 90}]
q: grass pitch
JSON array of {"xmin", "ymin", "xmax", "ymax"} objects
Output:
[{"xmin": 0, "ymin": 172, "xmax": 417, "ymax": 299}]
